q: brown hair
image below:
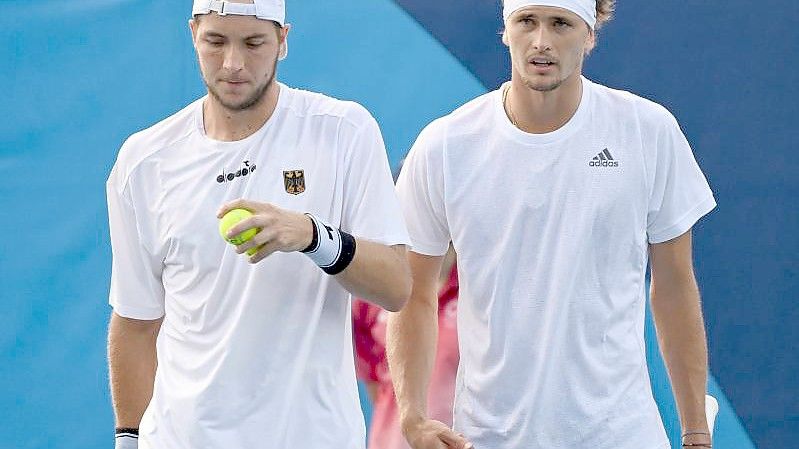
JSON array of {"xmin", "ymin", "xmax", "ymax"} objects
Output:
[{"xmin": 595, "ymin": 0, "xmax": 616, "ymax": 30}]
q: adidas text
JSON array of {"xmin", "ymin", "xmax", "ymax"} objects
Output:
[{"xmin": 589, "ymin": 160, "xmax": 619, "ymax": 167}]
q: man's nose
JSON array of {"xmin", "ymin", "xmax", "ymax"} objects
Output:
[
  {"xmin": 531, "ymin": 26, "xmax": 553, "ymax": 51},
  {"xmin": 223, "ymin": 45, "xmax": 245, "ymax": 72}
]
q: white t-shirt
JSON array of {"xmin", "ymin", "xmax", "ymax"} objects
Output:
[
  {"xmin": 107, "ymin": 83, "xmax": 409, "ymax": 449},
  {"xmin": 396, "ymin": 77, "xmax": 716, "ymax": 449}
]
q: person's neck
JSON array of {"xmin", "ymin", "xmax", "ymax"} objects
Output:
[
  {"xmin": 506, "ymin": 72, "xmax": 583, "ymax": 134},
  {"xmin": 203, "ymin": 81, "xmax": 281, "ymax": 142}
]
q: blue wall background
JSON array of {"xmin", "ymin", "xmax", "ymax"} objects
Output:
[{"xmin": 1, "ymin": 1, "xmax": 795, "ymax": 448}]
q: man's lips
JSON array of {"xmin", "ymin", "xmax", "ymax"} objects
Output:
[{"xmin": 529, "ymin": 57, "xmax": 556, "ymax": 66}]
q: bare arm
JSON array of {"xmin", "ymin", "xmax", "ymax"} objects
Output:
[
  {"xmin": 218, "ymin": 199, "xmax": 411, "ymax": 312},
  {"xmin": 336, "ymin": 242, "xmax": 410, "ymax": 311},
  {"xmin": 388, "ymin": 253, "xmax": 441, "ymax": 428},
  {"xmin": 387, "ymin": 252, "xmax": 471, "ymax": 449},
  {"xmin": 108, "ymin": 312, "xmax": 162, "ymax": 428},
  {"xmin": 649, "ymin": 231, "xmax": 712, "ymax": 447}
]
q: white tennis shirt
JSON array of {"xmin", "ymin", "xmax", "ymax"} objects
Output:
[
  {"xmin": 107, "ymin": 84, "xmax": 409, "ymax": 449},
  {"xmin": 396, "ymin": 77, "xmax": 716, "ymax": 449}
]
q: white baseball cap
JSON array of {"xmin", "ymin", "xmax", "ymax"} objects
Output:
[{"xmin": 192, "ymin": 0, "xmax": 288, "ymax": 59}]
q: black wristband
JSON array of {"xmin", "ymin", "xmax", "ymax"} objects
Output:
[
  {"xmin": 322, "ymin": 230, "xmax": 356, "ymax": 275},
  {"xmin": 115, "ymin": 427, "xmax": 139, "ymax": 437}
]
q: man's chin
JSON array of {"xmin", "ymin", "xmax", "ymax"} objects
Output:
[
  {"xmin": 523, "ymin": 76, "xmax": 563, "ymax": 93},
  {"xmin": 205, "ymin": 72, "xmax": 275, "ymax": 112},
  {"xmin": 220, "ymin": 98, "xmax": 254, "ymax": 111},
  {"xmin": 211, "ymin": 91, "xmax": 262, "ymax": 112}
]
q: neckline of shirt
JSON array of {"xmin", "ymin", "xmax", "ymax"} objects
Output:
[
  {"xmin": 495, "ymin": 76, "xmax": 592, "ymax": 146},
  {"xmin": 193, "ymin": 82, "xmax": 291, "ymax": 148}
]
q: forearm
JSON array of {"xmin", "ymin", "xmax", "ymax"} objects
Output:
[
  {"xmin": 651, "ymin": 281, "xmax": 709, "ymax": 433},
  {"xmin": 386, "ymin": 286, "xmax": 439, "ymax": 430},
  {"xmin": 108, "ymin": 313, "xmax": 161, "ymax": 428},
  {"xmin": 216, "ymin": 202, "xmax": 410, "ymax": 311},
  {"xmin": 336, "ymin": 242, "xmax": 411, "ymax": 311}
]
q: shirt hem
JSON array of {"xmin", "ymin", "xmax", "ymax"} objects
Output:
[
  {"xmin": 110, "ymin": 301, "xmax": 165, "ymax": 320},
  {"xmin": 359, "ymin": 234, "xmax": 411, "ymax": 248},
  {"xmin": 648, "ymin": 195, "xmax": 716, "ymax": 244},
  {"xmin": 408, "ymin": 242, "xmax": 450, "ymax": 257}
]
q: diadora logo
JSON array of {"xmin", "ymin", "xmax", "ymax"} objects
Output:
[
  {"xmin": 216, "ymin": 160, "xmax": 256, "ymax": 183},
  {"xmin": 589, "ymin": 148, "xmax": 619, "ymax": 167}
]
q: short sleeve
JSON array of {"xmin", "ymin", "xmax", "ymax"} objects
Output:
[
  {"xmin": 646, "ymin": 114, "xmax": 716, "ymax": 243},
  {"xmin": 106, "ymin": 164, "xmax": 166, "ymax": 320},
  {"xmin": 395, "ymin": 121, "xmax": 451, "ymax": 256},
  {"xmin": 340, "ymin": 107, "xmax": 410, "ymax": 246}
]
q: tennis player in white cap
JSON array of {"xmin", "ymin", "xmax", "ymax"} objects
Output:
[
  {"xmin": 107, "ymin": 1, "xmax": 411, "ymax": 448},
  {"xmin": 388, "ymin": 1, "xmax": 715, "ymax": 448}
]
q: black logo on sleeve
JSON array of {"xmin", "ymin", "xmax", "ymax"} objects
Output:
[
  {"xmin": 589, "ymin": 148, "xmax": 619, "ymax": 167},
  {"xmin": 283, "ymin": 170, "xmax": 306, "ymax": 195},
  {"xmin": 216, "ymin": 160, "xmax": 256, "ymax": 183}
]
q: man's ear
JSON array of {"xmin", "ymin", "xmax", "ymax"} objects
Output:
[
  {"xmin": 281, "ymin": 23, "xmax": 292, "ymax": 43},
  {"xmin": 189, "ymin": 18, "xmax": 199, "ymax": 47},
  {"xmin": 584, "ymin": 28, "xmax": 596, "ymax": 55}
]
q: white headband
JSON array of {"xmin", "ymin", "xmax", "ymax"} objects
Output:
[{"xmin": 503, "ymin": 0, "xmax": 597, "ymax": 29}]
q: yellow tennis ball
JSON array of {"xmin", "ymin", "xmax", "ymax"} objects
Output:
[{"xmin": 219, "ymin": 208, "xmax": 259, "ymax": 255}]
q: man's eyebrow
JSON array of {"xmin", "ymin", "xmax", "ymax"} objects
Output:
[
  {"xmin": 201, "ymin": 31, "xmax": 270, "ymax": 40},
  {"xmin": 517, "ymin": 11, "xmax": 575, "ymax": 22},
  {"xmin": 201, "ymin": 31, "xmax": 226, "ymax": 38}
]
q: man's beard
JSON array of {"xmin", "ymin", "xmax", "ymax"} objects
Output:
[
  {"xmin": 205, "ymin": 59, "xmax": 278, "ymax": 112},
  {"xmin": 519, "ymin": 51, "xmax": 584, "ymax": 93},
  {"xmin": 524, "ymin": 77, "xmax": 564, "ymax": 92}
]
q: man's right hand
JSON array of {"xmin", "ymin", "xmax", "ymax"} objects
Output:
[{"xmin": 403, "ymin": 418, "xmax": 473, "ymax": 449}]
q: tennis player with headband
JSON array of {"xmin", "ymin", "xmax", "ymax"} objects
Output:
[{"xmin": 389, "ymin": 1, "xmax": 716, "ymax": 448}]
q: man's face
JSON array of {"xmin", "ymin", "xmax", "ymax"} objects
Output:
[
  {"xmin": 503, "ymin": 6, "xmax": 595, "ymax": 92},
  {"xmin": 189, "ymin": 10, "xmax": 287, "ymax": 111}
]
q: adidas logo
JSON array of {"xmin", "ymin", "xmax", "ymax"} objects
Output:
[{"xmin": 588, "ymin": 148, "xmax": 619, "ymax": 167}]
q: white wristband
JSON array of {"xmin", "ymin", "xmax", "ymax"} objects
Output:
[
  {"xmin": 115, "ymin": 428, "xmax": 138, "ymax": 449},
  {"xmin": 115, "ymin": 435, "xmax": 138, "ymax": 449},
  {"xmin": 301, "ymin": 214, "xmax": 357, "ymax": 275},
  {"xmin": 303, "ymin": 214, "xmax": 343, "ymax": 268}
]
